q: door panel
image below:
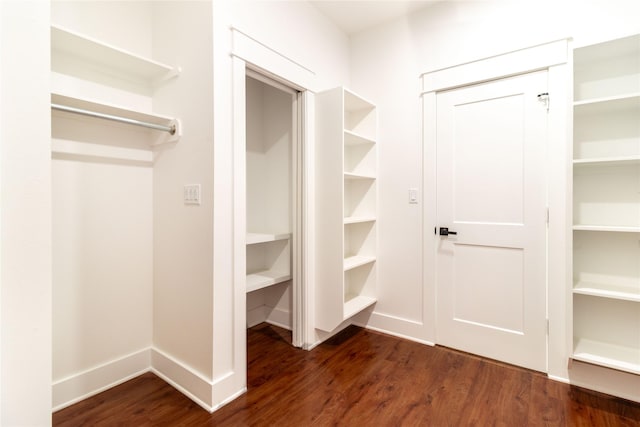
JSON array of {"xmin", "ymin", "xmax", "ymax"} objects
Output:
[{"xmin": 436, "ymin": 71, "xmax": 548, "ymax": 372}]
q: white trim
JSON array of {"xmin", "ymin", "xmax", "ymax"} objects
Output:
[
  {"xmin": 150, "ymin": 348, "xmax": 214, "ymax": 412},
  {"xmin": 421, "ymin": 39, "xmax": 569, "ymax": 94},
  {"xmin": 546, "ymin": 60, "xmax": 573, "ymax": 381},
  {"xmin": 246, "ymin": 68, "xmax": 299, "ymax": 96},
  {"xmin": 302, "ymin": 91, "xmax": 316, "ymax": 350},
  {"xmin": 231, "ymin": 27, "xmax": 317, "ymax": 92},
  {"xmin": 265, "ymin": 307, "xmax": 293, "ymax": 330},
  {"xmin": 422, "ymin": 39, "xmax": 570, "ymax": 376},
  {"xmin": 52, "ymin": 348, "xmax": 151, "ymax": 411},
  {"xmin": 355, "ymin": 311, "xmax": 435, "ymax": 346},
  {"xmin": 422, "ymin": 91, "xmax": 437, "ymax": 345},
  {"xmin": 568, "ymin": 360, "xmax": 640, "ymax": 403},
  {"xmin": 548, "ymin": 374, "xmax": 570, "ymax": 384}
]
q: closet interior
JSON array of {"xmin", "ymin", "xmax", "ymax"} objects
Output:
[
  {"xmin": 50, "ymin": 19, "xmax": 179, "ymax": 408},
  {"xmin": 245, "ymin": 74, "xmax": 298, "ymax": 337}
]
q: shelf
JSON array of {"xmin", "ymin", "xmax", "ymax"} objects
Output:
[
  {"xmin": 344, "ymin": 295, "xmax": 377, "ymax": 319},
  {"xmin": 344, "ymin": 172, "xmax": 376, "ymax": 180},
  {"xmin": 344, "ymin": 216, "xmax": 376, "ymax": 225},
  {"xmin": 344, "ymin": 89, "xmax": 376, "ymax": 112},
  {"xmin": 246, "ymin": 232, "xmax": 291, "ymax": 245},
  {"xmin": 574, "ymin": 156, "xmax": 640, "ymax": 167},
  {"xmin": 573, "ymin": 338, "xmax": 640, "ymax": 375},
  {"xmin": 51, "ymin": 24, "xmax": 177, "ymax": 82},
  {"xmin": 51, "ymin": 92, "xmax": 180, "ymax": 142},
  {"xmin": 574, "ymin": 281, "xmax": 640, "ymax": 303},
  {"xmin": 344, "ymin": 130, "xmax": 376, "ymax": 146},
  {"xmin": 344, "ymin": 255, "xmax": 376, "ymax": 271},
  {"xmin": 573, "ymin": 225, "xmax": 640, "ymax": 233},
  {"xmin": 574, "ymin": 92, "xmax": 640, "ymax": 108},
  {"xmin": 246, "ymin": 270, "xmax": 291, "ymax": 293}
]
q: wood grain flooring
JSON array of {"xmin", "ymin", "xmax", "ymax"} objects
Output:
[{"xmin": 53, "ymin": 323, "xmax": 640, "ymax": 426}]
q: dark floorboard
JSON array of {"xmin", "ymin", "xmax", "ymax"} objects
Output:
[{"xmin": 53, "ymin": 324, "xmax": 640, "ymax": 426}]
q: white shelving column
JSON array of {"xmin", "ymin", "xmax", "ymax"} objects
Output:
[
  {"xmin": 571, "ymin": 34, "xmax": 640, "ymax": 375},
  {"xmin": 316, "ymin": 87, "xmax": 377, "ymax": 332}
]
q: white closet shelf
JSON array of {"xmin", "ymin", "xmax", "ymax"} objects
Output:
[
  {"xmin": 344, "ymin": 88, "xmax": 376, "ymax": 112},
  {"xmin": 573, "ymin": 93, "xmax": 640, "ymax": 114},
  {"xmin": 51, "ymin": 24, "xmax": 178, "ymax": 82},
  {"xmin": 573, "ymin": 225, "xmax": 640, "ymax": 233},
  {"xmin": 573, "ymin": 338, "xmax": 640, "ymax": 375},
  {"xmin": 344, "ymin": 295, "xmax": 377, "ymax": 319},
  {"xmin": 246, "ymin": 270, "xmax": 291, "ymax": 293},
  {"xmin": 573, "ymin": 156, "xmax": 640, "ymax": 167},
  {"xmin": 344, "ymin": 255, "xmax": 376, "ymax": 271},
  {"xmin": 344, "ymin": 172, "xmax": 376, "ymax": 180},
  {"xmin": 573, "ymin": 281, "xmax": 640, "ymax": 303},
  {"xmin": 344, "ymin": 129, "xmax": 376, "ymax": 146},
  {"xmin": 344, "ymin": 216, "xmax": 376, "ymax": 225},
  {"xmin": 246, "ymin": 232, "xmax": 291, "ymax": 245},
  {"xmin": 51, "ymin": 93, "xmax": 180, "ymax": 142}
]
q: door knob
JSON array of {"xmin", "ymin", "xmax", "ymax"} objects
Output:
[{"xmin": 439, "ymin": 227, "xmax": 457, "ymax": 236}]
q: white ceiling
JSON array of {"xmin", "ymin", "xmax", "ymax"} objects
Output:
[{"xmin": 309, "ymin": 1, "xmax": 435, "ymax": 35}]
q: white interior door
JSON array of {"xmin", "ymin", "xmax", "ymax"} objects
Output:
[{"xmin": 436, "ymin": 71, "xmax": 548, "ymax": 372}]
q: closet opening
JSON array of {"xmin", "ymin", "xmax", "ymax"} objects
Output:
[{"xmin": 244, "ymin": 69, "xmax": 303, "ymax": 348}]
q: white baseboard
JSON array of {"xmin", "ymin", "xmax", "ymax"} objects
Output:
[
  {"xmin": 548, "ymin": 374, "xmax": 570, "ymax": 384},
  {"xmin": 52, "ymin": 348, "xmax": 151, "ymax": 412},
  {"xmin": 52, "ymin": 346, "xmax": 248, "ymax": 414},
  {"xmin": 355, "ymin": 311, "xmax": 435, "ymax": 346},
  {"xmin": 265, "ymin": 306, "xmax": 291, "ymax": 330},
  {"xmin": 568, "ymin": 360, "xmax": 640, "ymax": 403},
  {"xmin": 247, "ymin": 305, "xmax": 291, "ymax": 329},
  {"xmin": 247, "ymin": 304, "xmax": 267, "ymax": 328},
  {"xmin": 150, "ymin": 348, "xmax": 215, "ymax": 412}
]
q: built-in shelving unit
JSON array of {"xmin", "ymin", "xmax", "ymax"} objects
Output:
[
  {"xmin": 245, "ymin": 75, "xmax": 294, "ymax": 306},
  {"xmin": 571, "ymin": 34, "xmax": 640, "ymax": 375},
  {"xmin": 315, "ymin": 87, "xmax": 378, "ymax": 332},
  {"xmin": 50, "ymin": 24, "xmax": 180, "ymax": 147}
]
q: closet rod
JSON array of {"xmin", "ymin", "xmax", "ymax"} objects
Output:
[{"xmin": 51, "ymin": 103, "xmax": 176, "ymax": 135}]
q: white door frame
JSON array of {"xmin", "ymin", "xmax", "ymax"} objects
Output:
[
  {"xmin": 228, "ymin": 26, "xmax": 318, "ymax": 389},
  {"xmin": 421, "ymin": 39, "xmax": 571, "ymax": 379}
]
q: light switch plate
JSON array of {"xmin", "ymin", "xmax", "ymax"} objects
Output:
[
  {"xmin": 184, "ymin": 184, "xmax": 201, "ymax": 205},
  {"xmin": 409, "ymin": 188, "xmax": 418, "ymax": 204}
]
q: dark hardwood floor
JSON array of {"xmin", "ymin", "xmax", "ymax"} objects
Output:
[{"xmin": 53, "ymin": 323, "xmax": 640, "ymax": 426}]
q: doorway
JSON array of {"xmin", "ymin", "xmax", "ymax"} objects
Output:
[
  {"xmin": 244, "ymin": 70, "xmax": 303, "ymax": 346},
  {"xmin": 434, "ymin": 71, "xmax": 549, "ymax": 372}
]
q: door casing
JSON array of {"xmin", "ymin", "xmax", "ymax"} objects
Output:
[{"xmin": 421, "ymin": 39, "xmax": 571, "ymax": 378}]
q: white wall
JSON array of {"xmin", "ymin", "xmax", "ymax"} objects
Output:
[
  {"xmin": 51, "ymin": 0, "xmax": 152, "ymax": 57},
  {"xmin": 148, "ymin": 0, "xmax": 226, "ymax": 410},
  {"xmin": 151, "ymin": 0, "xmax": 214, "ymax": 386},
  {"xmin": 349, "ymin": 0, "xmax": 640, "ymax": 397},
  {"xmin": 232, "ymin": 0, "xmax": 350, "ymax": 90},
  {"xmin": 0, "ymin": 1, "xmax": 52, "ymax": 425}
]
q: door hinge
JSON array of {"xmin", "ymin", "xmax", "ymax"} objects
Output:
[
  {"xmin": 546, "ymin": 208, "xmax": 550, "ymax": 225},
  {"xmin": 547, "ymin": 319, "xmax": 550, "ymax": 335},
  {"xmin": 537, "ymin": 92, "xmax": 550, "ymax": 111}
]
